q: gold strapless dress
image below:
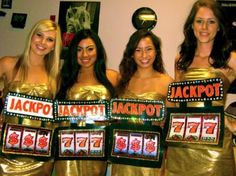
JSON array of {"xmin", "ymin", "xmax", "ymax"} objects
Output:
[
  {"xmin": 54, "ymin": 85, "xmax": 110, "ymax": 176},
  {"xmin": 0, "ymin": 81, "xmax": 54, "ymax": 176},
  {"xmin": 225, "ymin": 102, "xmax": 236, "ymax": 171},
  {"xmin": 110, "ymin": 90, "xmax": 166, "ymax": 176},
  {"xmin": 165, "ymin": 68, "xmax": 236, "ymax": 176}
]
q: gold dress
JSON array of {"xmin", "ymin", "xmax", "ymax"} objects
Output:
[
  {"xmin": 110, "ymin": 90, "xmax": 166, "ymax": 176},
  {"xmin": 165, "ymin": 68, "xmax": 236, "ymax": 176},
  {"xmin": 54, "ymin": 85, "xmax": 110, "ymax": 176},
  {"xmin": 0, "ymin": 81, "xmax": 54, "ymax": 176},
  {"xmin": 225, "ymin": 102, "xmax": 236, "ymax": 171}
]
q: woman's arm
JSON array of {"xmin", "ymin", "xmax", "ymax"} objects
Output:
[
  {"xmin": 225, "ymin": 51, "xmax": 236, "ymax": 133},
  {"xmin": 0, "ymin": 56, "xmax": 17, "ymax": 82},
  {"xmin": 228, "ymin": 51, "xmax": 236, "ymax": 81},
  {"xmin": 106, "ymin": 69, "xmax": 120, "ymax": 87}
]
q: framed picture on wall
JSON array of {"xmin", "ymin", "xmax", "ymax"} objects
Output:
[
  {"xmin": 1, "ymin": 0, "xmax": 12, "ymax": 9},
  {"xmin": 58, "ymin": 1, "xmax": 100, "ymax": 59},
  {"xmin": 11, "ymin": 13, "xmax": 27, "ymax": 29}
]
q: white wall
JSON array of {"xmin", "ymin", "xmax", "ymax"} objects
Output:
[
  {"xmin": 0, "ymin": 0, "xmax": 196, "ymax": 77},
  {"xmin": 0, "ymin": 0, "xmax": 235, "ymax": 106}
]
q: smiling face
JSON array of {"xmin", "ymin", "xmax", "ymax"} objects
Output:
[
  {"xmin": 133, "ymin": 36, "xmax": 156, "ymax": 69},
  {"xmin": 77, "ymin": 38, "xmax": 97, "ymax": 69},
  {"xmin": 192, "ymin": 7, "xmax": 219, "ymax": 45},
  {"xmin": 30, "ymin": 30, "xmax": 56, "ymax": 57}
]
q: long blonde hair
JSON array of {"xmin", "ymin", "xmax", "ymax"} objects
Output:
[{"xmin": 14, "ymin": 19, "xmax": 62, "ymax": 98}]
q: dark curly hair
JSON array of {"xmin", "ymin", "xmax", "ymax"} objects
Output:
[
  {"xmin": 56, "ymin": 29, "xmax": 115, "ymax": 99},
  {"xmin": 176, "ymin": 0, "xmax": 232, "ymax": 71},
  {"xmin": 116, "ymin": 29, "xmax": 165, "ymax": 96}
]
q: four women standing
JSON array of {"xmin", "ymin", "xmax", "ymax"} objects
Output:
[{"xmin": 1, "ymin": 0, "xmax": 236, "ymax": 175}]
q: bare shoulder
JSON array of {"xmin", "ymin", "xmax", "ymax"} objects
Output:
[
  {"xmin": 228, "ymin": 51, "xmax": 236, "ymax": 75},
  {"xmin": 106, "ymin": 69, "xmax": 119, "ymax": 78},
  {"xmin": 160, "ymin": 73, "xmax": 174, "ymax": 85},
  {"xmin": 0, "ymin": 56, "xmax": 18, "ymax": 78},
  {"xmin": 228, "ymin": 51, "xmax": 236, "ymax": 66},
  {"xmin": 106, "ymin": 69, "xmax": 120, "ymax": 86},
  {"xmin": 152, "ymin": 73, "xmax": 174, "ymax": 91},
  {"xmin": 0, "ymin": 56, "xmax": 17, "ymax": 66}
]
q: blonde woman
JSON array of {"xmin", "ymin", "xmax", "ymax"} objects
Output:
[{"xmin": 0, "ymin": 19, "xmax": 62, "ymax": 176}]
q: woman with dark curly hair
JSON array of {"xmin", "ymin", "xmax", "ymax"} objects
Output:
[
  {"xmin": 166, "ymin": 0, "xmax": 236, "ymax": 175},
  {"xmin": 56, "ymin": 29, "xmax": 117, "ymax": 100},
  {"xmin": 55, "ymin": 29, "xmax": 119, "ymax": 176},
  {"xmin": 111, "ymin": 29, "xmax": 174, "ymax": 176}
]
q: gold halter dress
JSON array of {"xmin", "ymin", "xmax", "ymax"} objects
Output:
[
  {"xmin": 0, "ymin": 81, "xmax": 54, "ymax": 176},
  {"xmin": 110, "ymin": 90, "xmax": 166, "ymax": 176},
  {"xmin": 165, "ymin": 68, "xmax": 236, "ymax": 176},
  {"xmin": 54, "ymin": 84, "xmax": 110, "ymax": 176}
]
